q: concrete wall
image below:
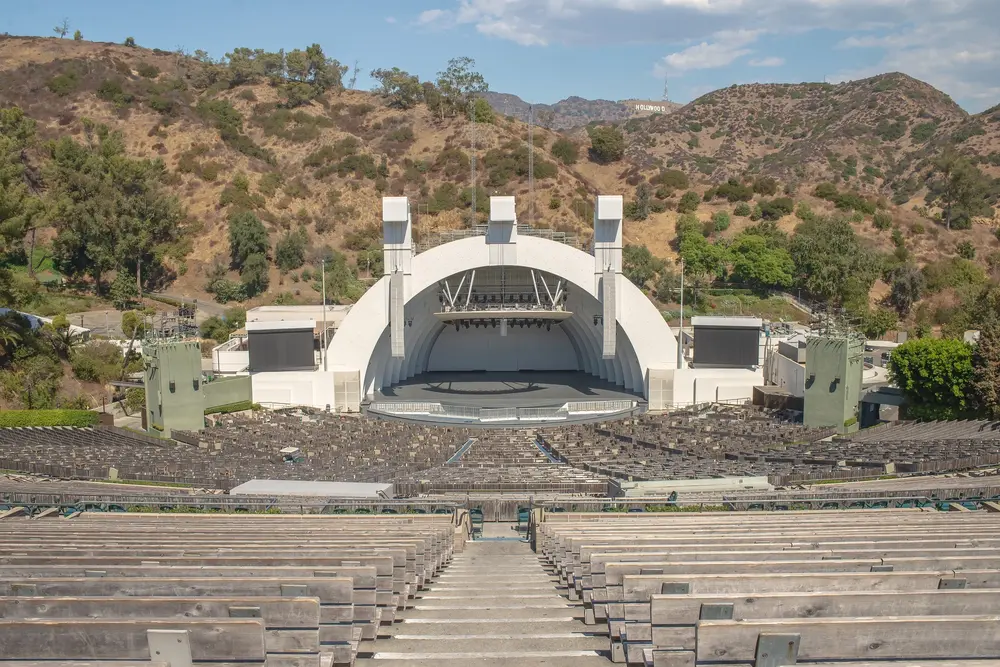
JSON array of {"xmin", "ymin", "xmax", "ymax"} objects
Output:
[
  {"xmin": 203, "ymin": 375, "xmax": 252, "ymax": 410},
  {"xmin": 251, "ymin": 370, "xmax": 336, "ymax": 410},
  {"xmin": 144, "ymin": 341, "xmax": 204, "ymax": 437},
  {"xmin": 772, "ymin": 351, "xmax": 806, "ymax": 397},
  {"xmin": 671, "ymin": 367, "xmax": 764, "ymax": 406},
  {"xmin": 804, "ymin": 336, "xmax": 864, "ymax": 432}
]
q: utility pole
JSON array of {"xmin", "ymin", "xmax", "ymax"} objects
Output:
[
  {"xmin": 677, "ymin": 257, "xmax": 684, "ymax": 369},
  {"xmin": 321, "ymin": 259, "xmax": 328, "ymax": 372},
  {"xmin": 470, "ymin": 105, "xmax": 477, "ymax": 225}
]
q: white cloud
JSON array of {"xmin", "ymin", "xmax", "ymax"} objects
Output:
[
  {"xmin": 749, "ymin": 56, "xmax": 785, "ymax": 67},
  {"xmin": 417, "ymin": 0, "xmax": 1000, "ymax": 110},
  {"xmin": 385, "ymin": 16, "xmax": 397, "ymax": 24},
  {"xmin": 654, "ymin": 29, "xmax": 760, "ymax": 76}
]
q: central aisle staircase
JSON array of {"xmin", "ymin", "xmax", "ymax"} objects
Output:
[{"xmin": 357, "ymin": 530, "xmax": 609, "ymax": 665}]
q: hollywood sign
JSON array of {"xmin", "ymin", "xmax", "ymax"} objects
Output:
[{"xmin": 631, "ymin": 103, "xmax": 670, "ymax": 113}]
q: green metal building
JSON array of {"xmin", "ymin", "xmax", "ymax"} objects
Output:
[{"xmin": 803, "ymin": 334, "xmax": 865, "ymax": 434}]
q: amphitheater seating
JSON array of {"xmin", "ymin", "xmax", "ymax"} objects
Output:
[
  {"xmin": 393, "ymin": 430, "xmax": 609, "ymax": 494},
  {"xmin": 0, "ymin": 414, "xmax": 472, "ymax": 489},
  {"xmin": 542, "ymin": 408, "xmax": 1000, "ymax": 485},
  {"xmin": 0, "ymin": 513, "xmax": 458, "ymax": 667},
  {"xmin": 537, "ymin": 510, "xmax": 1000, "ymax": 666}
]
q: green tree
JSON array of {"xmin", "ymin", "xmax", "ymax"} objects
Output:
[
  {"xmin": 274, "ymin": 229, "xmax": 307, "ymax": 272},
  {"xmin": 655, "ymin": 268, "xmax": 679, "ymax": 302},
  {"xmin": 0, "ymin": 107, "xmax": 45, "ymax": 301},
  {"xmin": 313, "ymin": 249, "xmax": 365, "ymax": 303},
  {"xmin": 471, "ymin": 97, "xmax": 495, "ymax": 123},
  {"xmin": 436, "ymin": 57, "xmax": 488, "ymax": 116},
  {"xmin": 711, "ymin": 210, "xmax": 731, "ymax": 233},
  {"xmin": 551, "ymin": 138, "xmax": 578, "ymax": 165},
  {"xmin": 972, "ymin": 318, "xmax": 1000, "ymax": 418},
  {"xmin": 121, "ymin": 310, "xmax": 145, "ymax": 340},
  {"xmin": 70, "ymin": 341, "xmax": 124, "ymax": 384},
  {"xmin": 859, "ymin": 307, "xmax": 899, "ymax": 339},
  {"xmin": 124, "ymin": 387, "xmax": 145, "ymax": 415},
  {"xmin": 109, "ymin": 272, "xmax": 140, "ymax": 310},
  {"xmin": 888, "ymin": 337, "xmax": 975, "ymax": 420},
  {"xmin": 228, "ymin": 211, "xmax": 268, "ymax": 270},
  {"xmin": 887, "ymin": 264, "xmax": 924, "ymax": 316},
  {"xmin": 0, "ymin": 352, "xmax": 62, "ymax": 409},
  {"xmin": 790, "ymin": 215, "xmax": 880, "ymax": 308},
  {"xmin": 677, "ymin": 191, "xmax": 700, "ymax": 214},
  {"xmin": 727, "ymin": 233, "xmax": 794, "ymax": 291},
  {"xmin": 588, "ymin": 125, "xmax": 625, "ymax": 164},
  {"xmin": 124, "ymin": 37, "xmax": 136, "ymax": 47},
  {"xmin": 239, "ymin": 252, "xmax": 270, "ymax": 297},
  {"xmin": 679, "ymin": 233, "xmax": 725, "ymax": 302},
  {"xmin": 53, "ymin": 18, "xmax": 70, "ymax": 38},
  {"xmin": 43, "ymin": 313, "xmax": 80, "ymax": 360},
  {"xmin": 933, "ymin": 151, "xmax": 989, "ymax": 230},
  {"xmin": 44, "ymin": 125, "xmax": 184, "ymax": 293},
  {"xmin": 629, "ymin": 182, "xmax": 652, "ymax": 221},
  {"xmin": 73, "ymin": 29, "xmax": 83, "ymax": 41},
  {"xmin": 622, "ymin": 244, "xmax": 665, "ymax": 288},
  {"xmin": 370, "ymin": 67, "xmax": 423, "ymax": 109}
]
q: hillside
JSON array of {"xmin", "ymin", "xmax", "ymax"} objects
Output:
[{"xmin": 1, "ymin": 35, "xmax": 999, "ymax": 323}]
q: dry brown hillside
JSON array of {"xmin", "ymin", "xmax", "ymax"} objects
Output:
[{"xmin": 2, "ymin": 35, "xmax": 998, "ymax": 314}]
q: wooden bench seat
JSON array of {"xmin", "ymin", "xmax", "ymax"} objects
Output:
[
  {"xmin": 0, "ymin": 619, "xmax": 269, "ymax": 667},
  {"xmin": 0, "ymin": 596, "xmax": 320, "ymax": 667}
]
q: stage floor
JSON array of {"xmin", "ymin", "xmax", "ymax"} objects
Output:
[{"xmin": 374, "ymin": 371, "xmax": 643, "ymax": 408}]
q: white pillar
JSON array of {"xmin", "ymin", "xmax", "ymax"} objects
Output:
[
  {"xmin": 383, "ymin": 197, "xmax": 412, "ymax": 358},
  {"xmin": 487, "ymin": 196, "xmax": 518, "ymax": 266},
  {"xmin": 594, "ymin": 195, "xmax": 623, "ymax": 359}
]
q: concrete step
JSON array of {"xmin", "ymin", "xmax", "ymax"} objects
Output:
[
  {"xmin": 401, "ymin": 607, "xmax": 584, "ymax": 620},
  {"xmin": 356, "ymin": 651, "xmax": 609, "ymax": 665},
  {"xmin": 359, "ymin": 635, "xmax": 609, "ymax": 653},
  {"xmin": 383, "ymin": 621, "xmax": 591, "ymax": 636}
]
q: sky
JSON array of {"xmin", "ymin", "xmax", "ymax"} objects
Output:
[{"xmin": 3, "ymin": 0, "xmax": 998, "ymax": 112}]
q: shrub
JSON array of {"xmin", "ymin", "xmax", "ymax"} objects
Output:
[
  {"xmin": 0, "ymin": 410, "xmax": 100, "ymax": 428},
  {"xmin": 97, "ymin": 78, "xmax": 134, "ymax": 107},
  {"xmin": 814, "ymin": 182, "xmax": 839, "ymax": 200},
  {"xmin": 677, "ymin": 191, "xmax": 700, "ymax": 214},
  {"xmin": 548, "ymin": 197, "xmax": 561, "ymax": 210},
  {"xmin": 124, "ymin": 36, "xmax": 137, "ymax": 47},
  {"xmin": 711, "ymin": 210, "xmax": 731, "ymax": 232},
  {"xmin": 716, "ymin": 179, "xmax": 753, "ymax": 202},
  {"xmin": 733, "ymin": 202, "xmax": 752, "ymax": 217},
  {"xmin": 875, "ymin": 119, "xmax": 906, "ymax": 142},
  {"xmin": 551, "ymin": 138, "xmax": 578, "ymax": 165},
  {"xmin": 873, "ymin": 211, "xmax": 893, "ymax": 231},
  {"xmin": 136, "ymin": 62, "xmax": 160, "ymax": 78},
  {"xmin": 275, "ymin": 229, "xmax": 308, "ymax": 272},
  {"xmin": 654, "ymin": 169, "xmax": 689, "ymax": 190},
  {"xmin": 759, "ymin": 197, "xmax": 794, "ymax": 220},
  {"xmin": 957, "ymin": 240, "xmax": 976, "ymax": 260},
  {"xmin": 588, "ymin": 125, "xmax": 625, "ymax": 163},
  {"xmin": 910, "ymin": 122, "xmax": 937, "ymax": 142},
  {"xmin": 752, "ymin": 176, "xmax": 778, "ymax": 196},
  {"xmin": 47, "ymin": 72, "xmax": 79, "ymax": 96}
]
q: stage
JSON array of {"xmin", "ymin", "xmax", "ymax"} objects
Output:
[{"xmin": 372, "ymin": 371, "xmax": 644, "ymax": 409}]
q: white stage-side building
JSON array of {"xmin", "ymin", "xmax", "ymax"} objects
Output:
[{"xmin": 251, "ymin": 195, "xmax": 762, "ymax": 413}]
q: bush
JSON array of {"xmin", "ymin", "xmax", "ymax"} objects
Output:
[
  {"xmin": 551, "ymin": 138, "xmax": 578, "ymax": 165},
  {"xmin": 733, "ymin": 202, "xmax": 752, "ymax": 217},
  {"xmin": 752, "ymin": 176, "xmax": 778, "ymax": 196},
  {"xmin": 136, "ymin": 62, "xmax": 160, "ymax": 78},
  {"xmin": 124, "ymin": 36, "xmax": 137, "ymax": 47},
  {"xmin": 873, "ymin": 211, "xmax": 893, "ymax": 231},
  {"xmin": 0, "ymin": 410, "xmax": 100, "ymax": 428},
  {"xmin": 71, "ymin": 342, "xmax": 125, "ymax": 384},
  {"xmin": 957, "ymin": 240, "xmax": 976, "ymax": 260},
  {"xmin": 96, "ymin": 78, "xmax": 134, "ymax": 107},
  {"xmin": 711, "ymin": 210, "xmax": 731, "ymax": 232},
  {"xmin": 47, "ymin": 72, "xmax": 79, "ymax": 96},
  {"xmin": 588, "ymin": 125, "xmax": 625, "ymax": 163},
  {"xmin": 654, "ymin": 169, "xmax": 690, "ymax": 190},
  {"xmin": 759, "ymin": 197, "xmax": 794, "ymax": 220},
  {"xmin": 677, "ymin": 191, "xmax": 700, "ymax": 214},
  {"xmin": 275, "ymin": 229, "xmax": 308, "ymax": 272},
  {"xmin": 814, "ymin": 182, "xmax": 839, "ymax": 200},
  {"xmin": 548, "ymin": 197, "xmax": 561, "ymax": 210},
  {"xmin": 716, "ymin": 179, "xmax": 753, "ymax": 202}
]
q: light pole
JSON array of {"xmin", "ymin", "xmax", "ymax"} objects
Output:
[
  {"xmin": 677, "ymin": 257, "xmax": 684, "ymax": 370},
  {"xmin": 321, "ymin": 259, "xmax": 328, "ymax": 372}
]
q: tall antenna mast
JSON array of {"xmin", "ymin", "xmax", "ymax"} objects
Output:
[
  {"xmin": 470, "ymin": 104, "xmax": 477, "ymax": 226},
  {"xmin": 528, "ymin": 105, "xmax": 534, "ymax": 226},
  {"xmin": 662, "ymin": 76, "xmax": 670, "ymax": 102},
  {"xmin": 349, "ymin": 60, "xmax": 360, "ymax": 89}
]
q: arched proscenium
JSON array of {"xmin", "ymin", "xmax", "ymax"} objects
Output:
[{"xmin": 328, "ymin": 232, "xmax": 678, "ymax": 400}]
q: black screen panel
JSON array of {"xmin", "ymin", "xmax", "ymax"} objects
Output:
[
  {"xmin": 249, "ymin": 329, "xmax": 315, "ymax": 372},
  {"xmin": 693, "ymin": 326, "xmax": 760, "ymax": 368}
]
